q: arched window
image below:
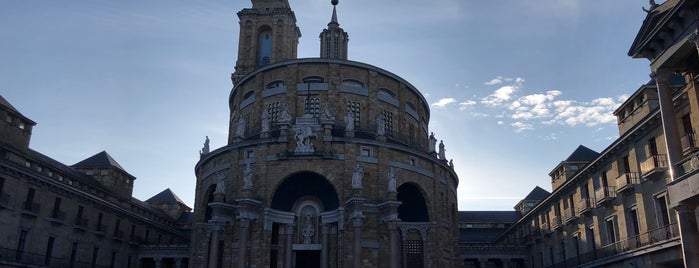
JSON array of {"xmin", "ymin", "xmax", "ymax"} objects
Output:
[
  {"xmin": 341, "ymin": 79, "xmax": 364, "ymax": 88},
  {"xmin": 302, "ymin": 76, "xmax": 324, "ymax": 83},
  {"xmin": 266, "ymin": 80, "xmax": 285, "ymax": 89},
  {"xmin": 258, "ymin": 28, "xmax": 273, "ymax": 66},
  {"xmin": 304, "ymin": 98, "xmax": 320, "ymax": 116}
]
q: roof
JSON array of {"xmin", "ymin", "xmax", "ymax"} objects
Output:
[
  {"xmin": 176, "ymin": 211, "xmax": 194, "ymax": 224},
  {"xmin": 458, "ymin": 211, "xmax": 521, "ymax": 223},
  {"xmin": 565, "ymin": 145, "xmax": 599, "ymax": 162},
  {"xmin": 459, "ymin": 228, "xmax": 508, "ymax": 243},
  {"xmin": 146, "ymin": 188, "xmax": 187, "ymax": 206},
  {"xmin": 523, "ymin": 186, "xmax": 550, "ymax": 201},
  {"xmin": 628, "ymin": 0, "xmax": 682, "ymax": 58},
  {"xmin": 0, "ymin": 94, "xmax": 36, "ymax": 125},
  {"xmin": 72, "ymin": 151, "xmax": 129, "ymax": 174}
]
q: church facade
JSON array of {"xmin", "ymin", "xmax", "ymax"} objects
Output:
[{"xmin": 190, "ymin": 1, "xmax": 460, "ymax": 267}]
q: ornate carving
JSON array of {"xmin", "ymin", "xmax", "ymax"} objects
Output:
[
  {"xmin": 387, "ymin": 168, "xmax": 397, "ymax": 193},
  {"xmin": 214, "ymin": 172, "xmax": 226, "ymax": 194},
  {"xmin": 242, "ymin": 163, "xmax": 253, "ymax": 190},
  {"xmin": 200, "ymin": 136, "xmax": 210, "ymax": 156},
  {"xmin": 344, "ymin": 111, "xmax": 355, "ymax": 131},
  {"xmin": 352, "ymin": 164, "xmax": 363, "ymax": 189},
  {"xmin": 261, "ymin": 109, "xmax": 270, "ymax": 133},
  {"xmin": 294, "ymin": 125, "xmax": 317, "ymax": 153}
]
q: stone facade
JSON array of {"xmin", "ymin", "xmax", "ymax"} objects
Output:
[
  {"xmin": 0, "ymin": 95, "xmax": 193, "ymax": 267},
  {"xmin": 458, "ymin": 1, "xmax": 699, "ymax": 267},
  {"xmin": 191, "ymin": 1, "xmax": 460, "ymax": 267}
]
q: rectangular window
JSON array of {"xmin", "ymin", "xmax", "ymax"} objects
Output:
[
  {"xmin": 91, "ymin": 247, "xmax": 99, "ymax": 267},
  {"xmin": 629, "ymin": 209, "xmax": 640, "ymax": 236},
  {"xmin": 97, "ymin": 212, "xmax": 104, "ymax": 231},
  {"xmin": 45, "ymin": 236, "xmax": 55, "ymax": 265},
  {"xmin": 246, "ymin": 149, "xmax": 255, "ymax": 159},
  {"xmin": 70, "ymin": 242, "xmax": 78, "ymax": 268},
  {"xmin": 51, "ymin": 197, "xmax": 62, "ymax": 219},
  {"xmin": 76, "ymin": 205, "xmax": 84, "ymax": 225},
  {"xmin": 16, "ymin": 229, "xmax": 28, "ymax": 261},
  {"xmin": 110, "ymin": 251, "xmax": 117, "ymax": 268},
  {"xmin": 114, "ymin": 219, "xmax": 121, "ymax": 236},
  {"xmin": 24, "ymin": 188, "xmax": 36, "ymax": 211},
  {"xmin": 130, "ymin": 224, "xmax": 136, "ymax": 240},
  {"xmin": 606, "ymin": 219, "xmax": 617, "ymax": 244},
  {"xmin": 648, "ymin": 137, "xmax": 658, "ymax": 156},
  {"xmin": 360, "ymin": 147, "xmax": 372, "ymax": 157},
  {"xmin": 657, "ymin": 195, "xmax": 670, "ymax": 226}
]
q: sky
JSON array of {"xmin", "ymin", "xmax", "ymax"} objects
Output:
[{"xmin": 0, "ymin": 0, "xmax": 657, "ymax": 211}]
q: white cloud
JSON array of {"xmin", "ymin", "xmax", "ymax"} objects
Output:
[
  {"xmin": 484, "ymin": 77, "xmax": 504, "ymax": 86},
  {"xmin": 458, "ymin": 100, "xmax": 477, "ymax": 110},
  {"xmin": 511, "ymin": 122, "xmax": 534, "ymax": 132},
  {"xmin": 432, "ymin": 98, "xmax": 456, "ymax": 108},
  {"xmin": 481, "ymin": 77, "xmax": 525, "ymax": 107}
]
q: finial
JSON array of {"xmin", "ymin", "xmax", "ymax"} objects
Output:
[
  {"xmin": 330, "ymin": 0, "xmax": 339, "ymax": 25},
  {"xmin": 332, "ymin": 0, "xmax": 338, "ymax": 6}
]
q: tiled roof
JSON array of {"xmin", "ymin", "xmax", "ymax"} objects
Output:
[
  {"xmin": 72, "ymin": 151, "xmax": 128, "ymax": 173},
  {"xmin": 458, "ymin": 211, "xmax": 521, "ymax": 223},
  {"xmin": 146, "ymin": 188, "xmax": 187, "ymax": 206},
  {"xmin": 565, "ymin": 145, "xmax": 599, "ymax": 162},
  {"xmin": 0, "ymin": 94, "xmax": 36, "ymax": 124},
  {"xmin": 523, "ymin": 186, "xmax": 550, "ymax": 201}
]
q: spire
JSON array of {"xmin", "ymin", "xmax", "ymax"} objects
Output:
[
  {"xmin": 330, "ymin": 0, "xmax": 338, "ymax": 25},
  {"xmin": 320, "ymin": 0, "xmax": 349, "ymax": 59}
]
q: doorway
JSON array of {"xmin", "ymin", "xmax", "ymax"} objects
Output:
[{"xmin": 295, "ymin": 250, "xmax": 320, "ymax": 268}]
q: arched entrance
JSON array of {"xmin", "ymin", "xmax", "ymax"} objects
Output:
[
  {"xmin": 396, "ymin": 183, "xmax": 431, "ymax": 268},
  {"xmin": 268, "ymin": 172, "xmax": 342, "ymax": 268}
]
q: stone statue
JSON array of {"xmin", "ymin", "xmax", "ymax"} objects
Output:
[
  {"xmin": 344, "ymin": 111, "xmax": 355, "ymax": 131},
  {"xmin": 428, "ymin": 132, "xmax": 437, "ymax": 153},
  {"xmin": 200, "ymin": 136, "xmax": 210, "ymax": 155},
  {"xmin": 352, "ymin": 164, "xmax": 363, "ymax": 189},
  {"xmin": 261, "ymin": 109, "xmax": 270, "ymax": 133},
  {"xmin": 302, "ymin": 215, "xmax": 315, "ymax": 244},
  {"xmin": 449, "ymin": 159, "xmax": 454, "ymax": 168},
  {"xmin": 242, "ymin": 163, "xmax": 253, "ymax": 190},
  {"xmin": 278, "ymin": 103, "xmax": 292, "ymax": 124},
  {"xmin": 376, "ymin": 116, "xmax": 386, "ymax": 136},
  {"xmin": 439, "ymin": 140, "xmax": 446, "ymax": 160},
  {"xmin": 294, "ymin": 125, "xmax": 317, "ymax": 153},
  {"xmin": 214, "ymin": 172, "xmax": 225, "ymax": 194},
  {"xmin": 387, "ymin": 167, "xmax": 397, "ymax": 193},
  {"xmin": 320, "ymin": 102, "xmax": 335, "ymax": 122},
  {"xmin": 235, "ymin": 117, "xmax": 246, "ymax": 138}
]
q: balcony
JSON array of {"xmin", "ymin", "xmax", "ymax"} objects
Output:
[
  {"xmin": 640, "ymin": 154, "xmax": 668, "ymax": 180},
  {"xmin": 74, "ymin": 218, "xmax": 89, "ymax": 231},
  {"xmin": 112, "ymin": 230, "xmax": 125, "ymax": 241},
  {"xmin": 551, "ymin": 216, "xmax": 562, "ymax": 230},
  {"xmin": 681, "ymin": 133, "xmax": 698, "ymax": 153},
  {"xmin": 578, "ymin": 198, "xmax": 594, "ymax": 215},
  {"xmin": 47, "ymin": 211, "xmax": 66, "ymax": 224},
  {"xmin": 540, "ymin": 222, "xmax": 552, "ymax": 235},
  {"xmin": 21, "ymin": 202, "xmax": 40, "ymax": 217},
  {"xmin": 616, "ymin": 172, "xmax": 640, "ymax": 193},
  {"xmin": 563, "ymin": 208, "xmax": 578, "ymax": 224},
  {"xmin": 595, "ymin": 187, "xmax": 617, "ymax": 206}
]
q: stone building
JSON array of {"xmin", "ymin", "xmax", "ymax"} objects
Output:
[
  {"xmin": 0, "ymin": 94, "xmax": 193, "ymax": 267},
  {"xmin": 457, "ymin": 1, "xmax": 699, "ymax": 267},
  {"xmin": 191, "ymin": 0, "xmax": 460, "ymax": 267}
]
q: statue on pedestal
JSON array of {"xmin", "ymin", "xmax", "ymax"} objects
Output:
[
  {"xmin": 344, "ymin": 111, "xmax": 355, "ymax": 131},
  {"xmin": 243, "ymin": 163, "xmax": 253, "ymax": 190},
  {"xmin": 387, "ymin": 168, "xmax": 397, "ymax": 193},
  {"xmin": 352, "ymin": 164, "xmax": 363, "ymax": 189}
]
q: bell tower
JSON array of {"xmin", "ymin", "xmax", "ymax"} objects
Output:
[
  {"xmin": 320, "ymin": 0, "xmax": 348, "ymax": 60},
  {"xmin": 232, "ymin": 0, "xmax": 301, "ymax": 85}
]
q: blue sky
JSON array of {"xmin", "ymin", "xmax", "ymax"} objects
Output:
[{"xmin": 1, "ymin": 0, "xmax": 655, "ymax": 211}]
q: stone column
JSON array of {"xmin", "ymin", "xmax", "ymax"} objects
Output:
[
  {"xmin": 284, "ymin": 225, "xmax": 294, "ymax": 268},
  {"xmin": 677, "ymin": 203, "xmax": 699, "ymax": 268},
  {"xmin": 388, "ymin": 223, "xmax": 399, "ymax": 268},
  {"xmin": 352, "ymin": 218, "xmax": 363, "ymax": 268},
  {"xmin": 207, "ymin": 228, "xmax": 220, "ymax": 268},
  {"xmin": 321, "ymin": 224, "xmax": 329, "ymax": 268},
  {"xmin": 652, "ymin": 70, "xmax": 683, "ymax": 177},
  {"xmin": 238, "ymin": 219, "xmax": 250, "ymax": 268}
]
